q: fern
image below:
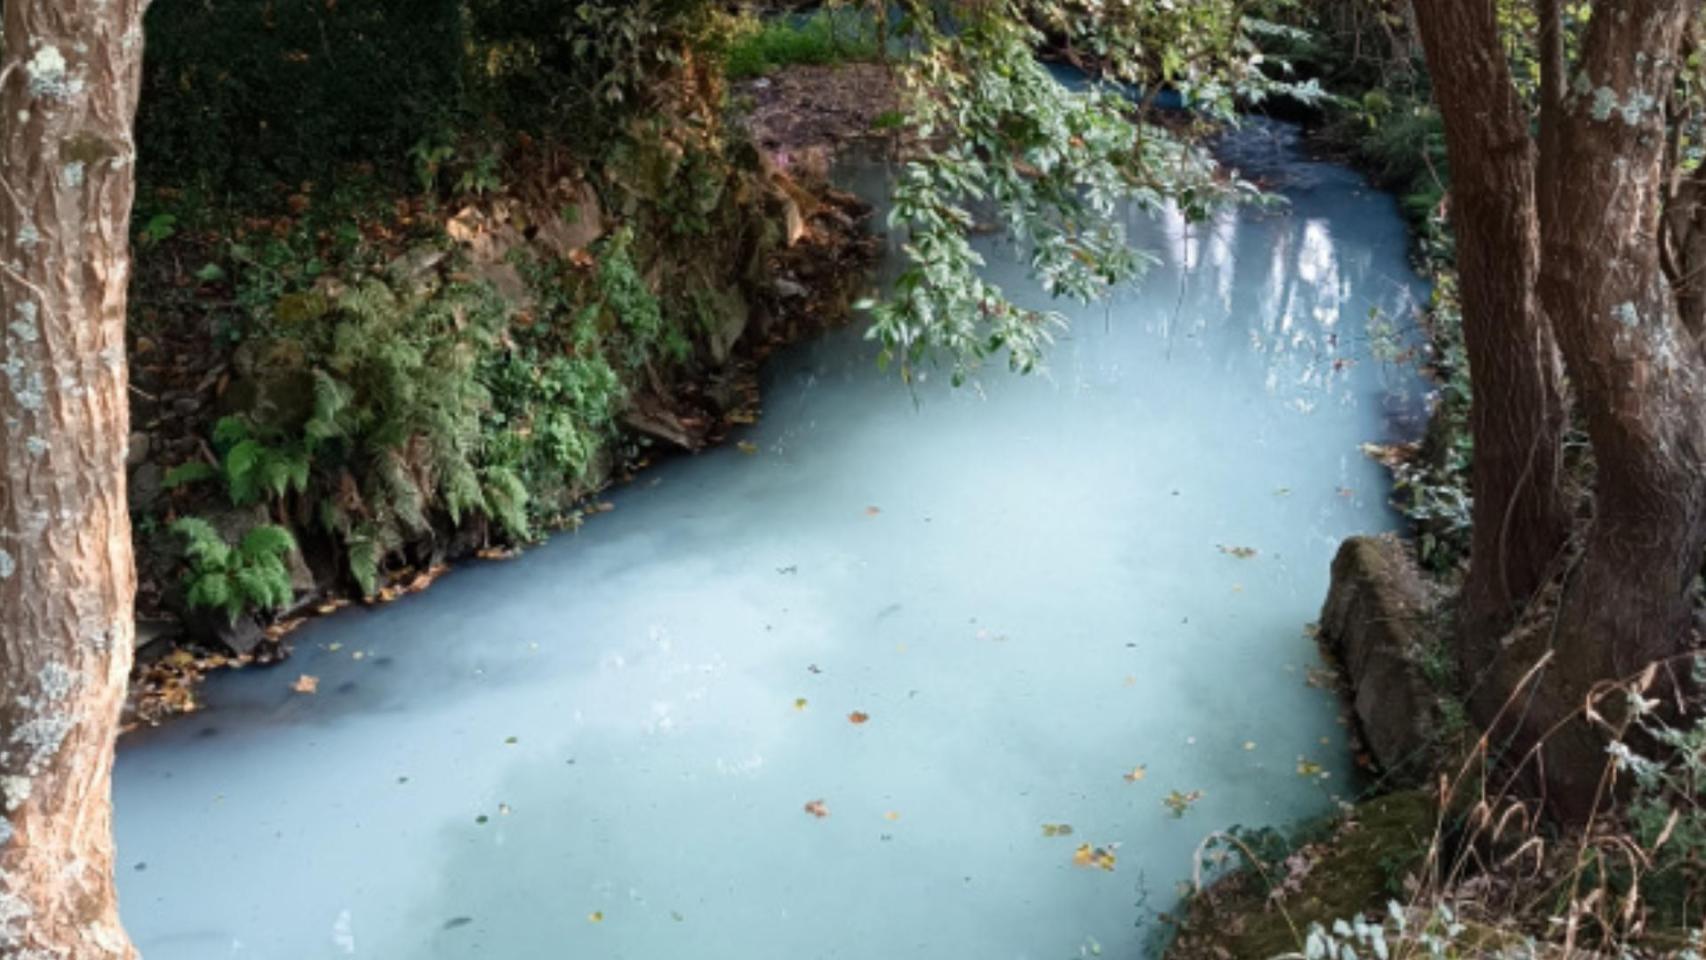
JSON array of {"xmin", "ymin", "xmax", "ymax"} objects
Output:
[
  {"xmin": 163, "ymin": 461, "xmax": 220, "ymax": 490},
  {"xmin": 173, "ymin": 517, "xmax": 297, "ymax": 623}
]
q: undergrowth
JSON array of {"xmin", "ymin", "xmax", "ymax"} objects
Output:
[{"xmin": 725, "ymin": 7, "xmax": 881, "ymax": 80}]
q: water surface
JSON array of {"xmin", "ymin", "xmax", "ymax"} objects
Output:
[{"xmin": 115, "ymin": 121, "xmax": 1428, "ymax": 959}]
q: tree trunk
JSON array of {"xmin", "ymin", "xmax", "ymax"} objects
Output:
[
  {"xmin": 1410, "ymin": 0, "xmax": 1572, "ymax": 711},
  {"xmin": 0, "ymin": 1, "xmax": 146, "ymax": 955},
  {"xmin": 1528, "ymin": 0, "xmax": 1706, "ymax": 822}
]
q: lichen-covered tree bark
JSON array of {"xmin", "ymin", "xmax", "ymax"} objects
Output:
[
  {"xmin": 0, "ymin": 0, "xmax": 146, "ymax": 955},
  {"xmin": 1529, "ymin": 0, "xmax": 1706, "ymax": 821},
  {"xmin": 1415, "ymin": 0, "xmax": 1706, "ymax": 822}
]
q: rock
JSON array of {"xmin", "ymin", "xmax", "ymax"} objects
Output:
[
  {"xmin": 1318, "ymin": 534, "xmax": 1436, "ymax": 777},
  {"xmin": 213, "ymin": 615, "xmax": 268, "ymax": 658},
  {"xmin": 127, "ymin": 431, "xmax": 151, "ymax": 468},
  {"xmin": 773, "ymin": 276, "xmax": 808, "ymax": 300},
  {"xmin": 130, "ymin": 462, "xmax": 165, "ymax": 513}
]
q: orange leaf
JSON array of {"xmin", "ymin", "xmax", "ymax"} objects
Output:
[
  {"xmin": 848, "ymin": 711, "xmax": 870, "ymax": 725},
  {"xmin": 803, "ymin": 799, "xmax": 829, "ymax": 819}
]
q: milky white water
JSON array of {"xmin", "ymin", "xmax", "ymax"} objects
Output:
[{"xmin": 114, "ymin": 120, "xmax": 1429, "ymax": 960}]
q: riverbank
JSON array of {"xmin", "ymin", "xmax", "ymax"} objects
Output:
[{"xmin": 124, "ymin": 56, "xmax": 897, "ymax": 727}]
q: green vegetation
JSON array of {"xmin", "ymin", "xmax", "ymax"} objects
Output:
[
  {"xmin": 171, "ymin": 519, "xmax": 299, "ymax": 623},
  {"xmin": 725, "ymin": 8, "xmax": 881, "ymax": 79}
]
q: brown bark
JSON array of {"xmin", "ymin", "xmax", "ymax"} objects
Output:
[
  {"xmin": 1528, "ymin": 0, "xmax": 1706, "ymax": 822},
  {"xmin": 1410, "ymin": 0, "xmax": 1571, "ymax": 708},
  {"xmin": 0, "ymin": 0, "xmax": 147, "ymax": 955}
]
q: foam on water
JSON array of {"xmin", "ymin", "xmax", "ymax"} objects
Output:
[{"xmin": 114, "ymin": 121, "xmax": 1428, "ymax": 959}]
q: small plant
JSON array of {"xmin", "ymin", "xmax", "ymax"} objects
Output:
[{"xmin": 172, "ymin": 517, "xmax": 297, "ymax": 623}]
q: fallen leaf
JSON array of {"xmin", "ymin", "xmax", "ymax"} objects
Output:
[
  {"xmin": 885, "ymin": 811, "xmax": 902, "ymax": 822},
  {"xmin": 1072, "ymin": 843, "xmax": 1118, "ymax": 871},
  {"xmin": 1123, "ymin": 675, "xmax": 1138, "ymax": 687},
  {"xmin": 1041, "ymin": 823, "xmax": 1074, "ymax": 837},
  {"xmin": 1123, "ymin": 765, "xmax": 1147, "ymax": 783},
  {"xmin": 1296, "ymin": 758, "xmax": 1324, "ymax": 777},
  {"xmin": 1243, "ymin": 741, "xmax": 1257, "ymax": 751},
  {"xmin": 794, "ymin": 698, "xmax": 808, "ymax": 711},
  {"xmin": 736, "ymin": 441, "xmax": 759, "ymax": 455},
  {"xmin": 864, "ymin": 505, "xmax": 881, "ymax": 516},
  {"xmin": 1163, "ymin": 790, "xmax": 1204, "ymax": 818},
  {"xmin": 848, "ymin": 711, "xmax": 870, "ymax": 725},
  {"xmin": 292, "ymin": 674, "xmax": 319, "ymax": 694},
  {"xmin": 587, "ymin": 911, "xmax": 604, "ymax": 923},
  {"xmin": 803, "ymin": 799, "xmax": 829, "ymax": 819},
  {"xmin": 1218, "ymin": 544, "xmax": 1259, "ymax": 559}
]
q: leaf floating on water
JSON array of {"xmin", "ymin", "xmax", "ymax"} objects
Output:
[
  {"xmin": 885, "ymin": 811, "xmax": 902, "ymax": 822},
  {"xmin": 291, "ymin": 674, "xmax": 319, "ymax": 694},
  {"xmin": 475, "ymin": 814, "xmax": 489, "ymax": 825},
  {"xmin": 1296, "ymin": 757, "xmax": 1324, "ymax": 778},
  {"xmin": 803, "ymin": 799, "xmax": 830, "ymax": 819},
  {"xmin": 504, "ymin": 736, "xmax": 519, "ymax": 745},
  {"xmin": 1218, "ymin": 544, "xmax": 1259, "ymax": 559},
  {"xmin": 794, "ymin": 698, "xmax": 808, "ymax": 711},
  {"xmin": 1122, "ymin": 675, "xmax": 1138, "ymax": 688},
  {"xmin": 1163, "ymin": 790, "xmax": 1204, "ymax": 818},
  {"xmin": 864, "ymin": 505, "xmax": 881, "ymax": 516},
  {"xmin": 848, "ymin": 711, "xmax": 870, "ymax": 725},
  {"xmin": 1041, "ymin": 823, "xmax": 1074, "ymax": 837},
  {"xmin": 587, "ymin": 911, "xmax": 604, "ymax": 924},
  {"xmin": 498, "ymin": 803, "xmax": 512, "ymax": 816},
  {"xmin": 1071, "ymin": 842, "xmax": 1118, "ymax": 871},
  {"xmin": 1123, "ymin": 765, "xmax": 1147, "ymax": 783},
  {"xmin": 1244, "ymin": 741, "xmax": 1257, "ymax": 751},
  {"xmin": 736, "ymin": 441, "xmax": 759, "ymax": 455}
]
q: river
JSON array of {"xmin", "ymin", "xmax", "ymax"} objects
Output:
[{"xmin": 113, "ymin": 119, "xmax": 1429, "ymax": 959}]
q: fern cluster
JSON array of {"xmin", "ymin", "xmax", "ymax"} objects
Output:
[{"xmin": 172, "ymin": 518, "xmax": 298, "ymax": 623}]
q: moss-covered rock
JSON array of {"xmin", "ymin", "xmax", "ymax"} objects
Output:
[{"xmin": 1166, "ymin": 791, "xmax": 1437, "ymax": 960}]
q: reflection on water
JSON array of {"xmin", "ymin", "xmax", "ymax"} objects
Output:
[{"xmin": 114, "ymin": 121, "xmax": 1428, "ymax": 959}]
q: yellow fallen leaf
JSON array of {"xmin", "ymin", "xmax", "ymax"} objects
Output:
[
  {"xmin": 885, "ymin": 811, "xmax": 901, "ymax": 822},
  {"xmin": 1041, "ymin": 823, "xmax": 1074, "ymax": 837},
  {"xmin": 737, "ymin": 441, "xmax": 759, "ymax": 454},
  {"xmin": 1072, "ymin": 843, "xmax": 1118, "ymax": 871},
  {"xmin": 1123, "ymin": 765, "xmax": 1147, "ymax": 783},
  {"xmin": 794, "ymin": 698, "xmax": 808, "ymax": 711},
  {"xmin": 587, "ymin": 911, "xmax": 604, "ymax": 923}
]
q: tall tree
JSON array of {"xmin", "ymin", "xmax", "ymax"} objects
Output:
[
  {"xmin": 1413, "ymin": 0, "xmax": 1706, "ymax": 818},
  {"xmin": 1410, "ymin": 0, "xmax": 1571, "ymax": 710},
  {"xmin": 0, "ymin": 0, "xmax": 147, "ymax": 955}
]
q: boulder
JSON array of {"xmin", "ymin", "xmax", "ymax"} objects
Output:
[{"xmin": 1319, "ymin": 534, "xmax": 1436, "ymax": 776}]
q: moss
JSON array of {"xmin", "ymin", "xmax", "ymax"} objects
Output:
[{"xmin": 1166, "ymin": 791, "xmax": 1437, "ymax": 960}]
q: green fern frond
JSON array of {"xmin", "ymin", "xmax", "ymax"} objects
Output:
[{"xmin": 163, "ymin": 461, "xmax": 220, "ymax": 490}]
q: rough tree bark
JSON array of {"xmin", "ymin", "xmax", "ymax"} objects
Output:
[
  {"xmin": 1409, "ymin": 0, "xmax": 1572, "ymax": 713},
  {"xmin": 0, "ymin": 0, "xmax": 147, "ymax": 955},
  {"xmin": 1529, "ymin": 0, "xmax": 1706, "ymax": 820}
]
